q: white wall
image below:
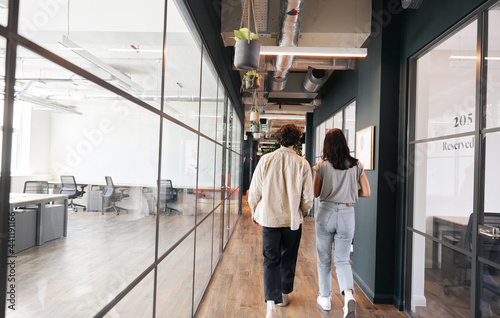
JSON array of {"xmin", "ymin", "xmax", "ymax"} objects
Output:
[
  {"xmin": 48, "ymin": 100, "xmax": 160, "ymax": 185},
  {"xmin": 29, "ymin": 109, "xmax": 52, "ymax": 174}
]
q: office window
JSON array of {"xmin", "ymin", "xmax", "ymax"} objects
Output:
[
  {"xmin": 486, "ymin": 4, "xmax": 500, "ymax": 128},
  {"xmin": 313, "ymin": 100, "xmax": 356, "ymax": 162},
  {"xmin": 18, "ymin": 0, "xmax": 165, "ymax": 102},
  {"xmin": 200, "ymin": 51, "xmax": 219, "ymax": 140},
  {"xmin": 407, "ymin": 6, "xmax": 500, "ymax": 315},
  {"xmin": 415, "ymin": 22, "xmax": 477, "ymax": 140},
  {"xmin": 0, "ymin": 2, "xmax": 7, "ymax": 26},
  {"xmin": 412, "ymin": 137, "xmax": 474, "ymax": 235},
  {"xmin": 197, "ymin": 136, "xmax": 217, "ymax": 221},
  {"xmin": 194, "ymin": 216, "xmax": 213, "ymax": 309},
  {"xmin": 6, "ymin": 47, "xmax": 162, "ymax": 317},
  {"xmin": 0, "ymin": 36, "xmax": 4, "ymax": 170},
  {"xmin": 216, "ymin": 80, "xmax": 226, "ymax": 144},
  {"xmin": 410, "ymin": 20, "xmax": 478, "ymax": 317},
  {"xmin": 1, "ymin": 0, "xmax": 242, "ymax": 317},
  {"xmin": 163, "ymin": 0, "xmax": 202, "ymax": 129},
  {"xmin": 485, "ymin": 132, "xmax": 500, "ymax": 212},
  {"xmin": 156, "ymin": 232, "xmax": 194, "ymax": 317}
]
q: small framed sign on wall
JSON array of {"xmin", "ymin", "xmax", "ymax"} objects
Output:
[{"xmin": 355, "ymin": 126, "xmax": 374, "ymax": 170}]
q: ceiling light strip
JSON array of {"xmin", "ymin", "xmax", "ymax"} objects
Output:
[
  {"xmin": 17, "ymin": 94, "xmax": 82, "ymax": 115},
  {"xmin": 449, "ymin": 55, "xmax": 500, "ymax": 60},
  {"xmin": 59, "ymin": 36, "xmax": 143, "ymax": 92},
  {"xmin": 260, "ymin": 46, "xmax": 367, "ymax": 57},
  {"xmin": 108, "ymin": 48, "xmax": 163, "ymax": 53}
]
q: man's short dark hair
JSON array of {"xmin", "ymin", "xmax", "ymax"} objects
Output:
[{"xmin": 275, "ymin": 124, "xmax": 302, "ymax": 147}]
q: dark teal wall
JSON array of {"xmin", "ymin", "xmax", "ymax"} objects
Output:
[{"xmin": 313, "ymin": 69, "xmax": 358, "ymax": 126}]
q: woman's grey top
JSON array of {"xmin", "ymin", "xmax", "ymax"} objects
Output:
[{"xmin": 313, "ymin": 159, "xmax": 364, "ymax": 204}]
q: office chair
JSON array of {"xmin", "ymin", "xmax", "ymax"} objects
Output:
[
  {"xmin": 60, "ymin": 175, "xmax": 87, "ymax": 212},
  {"xmin": 102, "ymin": 176, "xmax": 129, "ymax": 215},
  {"xmin": 159, "ymin": 179, "xmax": 179, "ymax": 213},
  {"xmin": 24, "ymin": 181, "xmax": 49, "ymax": 194},
  {"xmin": 16, "ymin": 181, "xmax": 51, "ymax": 210},
  {"xmin": 443, "ymin": 213, "xmax": 500, "ymax": 300}
]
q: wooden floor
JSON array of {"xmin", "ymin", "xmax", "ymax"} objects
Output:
[{"xmin": 196, "ymin": 199, "xmax": 408, "ymax": 318}]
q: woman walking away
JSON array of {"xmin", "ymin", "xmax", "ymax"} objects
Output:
[
  {"xmin": 248, "ymin": 124, "xmax": 314, "ymax": 318},
  {"xmin": 313, "ymin": 128, "xmax": 371, "ymax": 318}
]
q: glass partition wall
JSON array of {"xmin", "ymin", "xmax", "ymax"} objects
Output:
[
  {"xmin": 406, "ymin": 2, "xmax": 500, "ymax": 317},
  {"xmin": 0, "ymin": 0, "xmax": 242, "ymax": 317}
]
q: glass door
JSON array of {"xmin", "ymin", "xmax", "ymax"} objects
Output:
[
  {"xmin": 477, "ymin": 5, "xmax": 500, "ymax": 314},
  {"xmin": 407, "ymin": 3, "xmax": 500, "ymax": 317}
]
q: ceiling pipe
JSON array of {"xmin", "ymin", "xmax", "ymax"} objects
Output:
[
  {"xmin": 263, "ymin": 57, "xmax": 357, "ymax": 71},
  {"xmin": 271, "ymin": 0, "xmax": 306, "ymax": 91},
  {"xmin": 303, "ymin": 69, "xmax": 328, "ymax": 92}
]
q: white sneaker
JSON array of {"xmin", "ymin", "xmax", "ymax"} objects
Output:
[
  {"xmin": 266, "ymin": 308, "xmax": 276, "ymax": 318},
  {"xmin": 343, "ymin": 298, "xmax": 356, "ymax": 318},
  {"xmin": 317, "ymin": 295, "xmax": 331, "ymax": 311},
  {"xmin": 278, "ymin": 293, "xmax": 291, "ymax": 307}
]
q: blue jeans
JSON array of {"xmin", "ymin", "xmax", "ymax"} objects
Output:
[{"xmin": 315, "ymin": 201, "xmax": 355, "ymax": 297}]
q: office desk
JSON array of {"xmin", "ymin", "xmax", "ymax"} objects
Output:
[
  {"xmin": 432, "ymin": 216, "xmax": 469, "ymax": 275},
  {"xmin": 10, "ymin": 193, "xmax": 68, "ymax": 253}
]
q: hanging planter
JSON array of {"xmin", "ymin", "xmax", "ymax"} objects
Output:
[
  {"xmin": 249, "ymin": 110, "xmax": 259, "ymax": 122},
  {"xmin": 249, "ymin": 90, "xmax": 260, "ymax": 123},
  {"xmin": 234, "ymin": 37, "xmax": 261, "ymax": 70},
  {"xmin": 233, "ymin": 0, "xmax": 261, "ymax": 70},
  {"xmin": 243, "ymin": 70, "xmax": 262, "ymax": 90},
  {"xmin": 250, "ymin": 121, "xmax": 260, "ymax": 132}
]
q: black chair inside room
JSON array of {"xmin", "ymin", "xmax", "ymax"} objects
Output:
[
  {"xmin": 23, "ymin": 181, "xmax": 49, "ymax": 194},
  {"xmin": 443, "ymin": 212, "xmax": 500, "ymax": 302},
  {"xmin": 60, "ymin": 175, "xmax": 87, "ymax": 212},
  {"xmin": 159, "ymin": 179, "xmax": 179, "ymax": 213},
  {"xmin": 17, "ymin": 181, "xmax": 51, "ymax": 210},
  {"xmin": 102, "ymin": 176, "xmax": 129, "ymax": 215}
]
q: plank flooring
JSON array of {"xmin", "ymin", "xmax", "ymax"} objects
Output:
[{"xmin": 195, "ymin": 198, "xmax": 408, "ymax": 318}]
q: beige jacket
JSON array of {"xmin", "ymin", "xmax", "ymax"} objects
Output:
[{"xmin": 248, "ymin": 147, "xmax": 314, "ymax": 230}]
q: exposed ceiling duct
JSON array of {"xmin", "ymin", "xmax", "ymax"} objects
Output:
[
  {"xmin": 271, "ymin": 0, "xmax": 306, "ymax": 91},
  {"xmin": 263, "ymin": 57, "xmax": 357, "ymax": 71},
  {"xmin": 303, "ymin": 69, "xmax": 328, "ymax": 92},
  {"xmin": 221, "ymin": 0, "xmax": 371, "ymax": 136}
]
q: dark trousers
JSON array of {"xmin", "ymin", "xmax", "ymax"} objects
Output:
[{"xmin": 262, "ymin": 225, "xmax": 302, "ymax": 303}]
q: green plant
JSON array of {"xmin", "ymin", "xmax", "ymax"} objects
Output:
[
  {"xmin": 250, "ymin": 121, "xmax": 260, "ymax": 132},
  {"xmin": 244, "ymin": 70, "xmax": 262, "ymax": 79},
  {"xmin": 242, "ymin": 70, "xmax": 262, "ymax": 91},
  {"xmin": 232, "ymin": 27, "xmax": 259, "ymax": 42},
  {"xmin": 261, "ymin": 142, "xmax": 303, "ymax": 156}
]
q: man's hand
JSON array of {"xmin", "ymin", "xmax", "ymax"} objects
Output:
[{"xmin": 252, "ymin": 217, "xmax": 259, "ymax": 225}]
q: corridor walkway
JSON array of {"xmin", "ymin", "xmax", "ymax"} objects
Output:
[{"xmin": 196, "ymin": 197, "xmax": 407, "ymax": 318}]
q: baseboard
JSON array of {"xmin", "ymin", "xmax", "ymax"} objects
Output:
[
  {"xmin": 393, "ymin": 295, "xmax": 405, "ymax": 311},
  {"xmin": 352, "ymin": 271, "xmax": 398, "ymax": 305},
  {"xmin": 353, "ymin": 271, "xmax": 375, "ymax": 302},
  {"xmin": 411, "ymin": 294, "xmax": 426, "ymax": 312}
]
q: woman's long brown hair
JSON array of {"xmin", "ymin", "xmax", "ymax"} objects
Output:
[{"xmin": 322, "ymin": 128, "xmax": 358, "ymax": 170}]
